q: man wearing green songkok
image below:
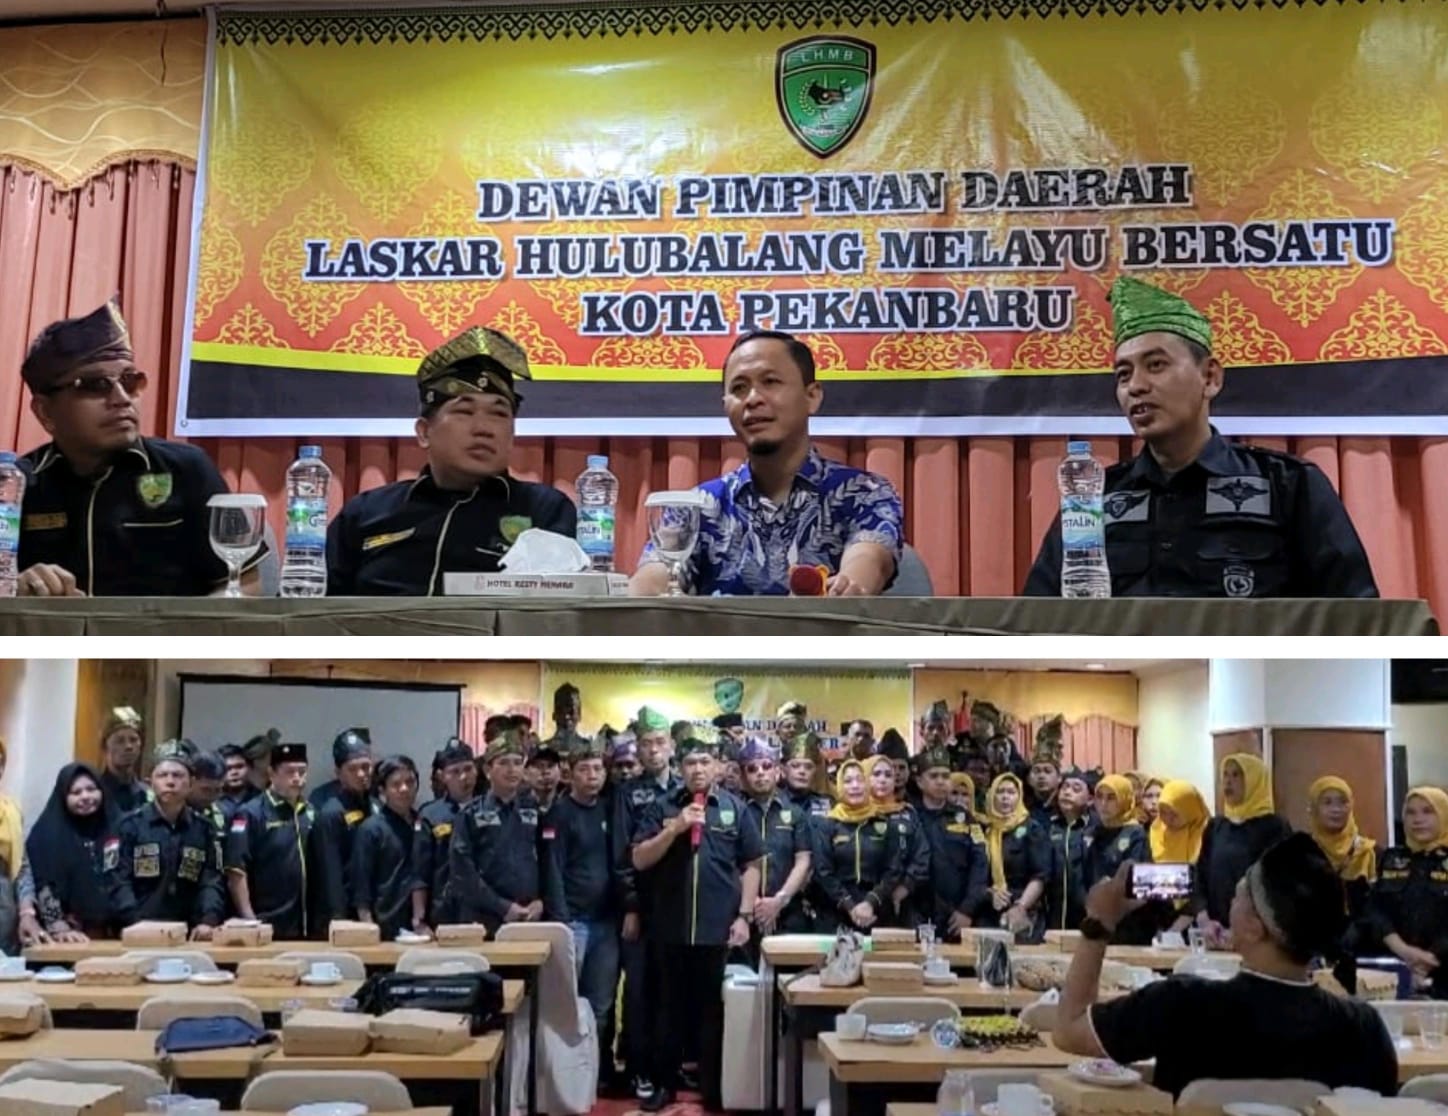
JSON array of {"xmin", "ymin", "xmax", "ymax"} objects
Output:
[{"xmin": 1024, "ymin": 277, "xmax": 1378, "ymax": 599}]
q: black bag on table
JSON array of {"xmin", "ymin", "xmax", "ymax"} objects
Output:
[{"xmin": 354, "ymin": 969, "xmax": 506, "ymax": 1034}]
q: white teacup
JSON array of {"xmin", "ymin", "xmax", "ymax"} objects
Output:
[
  {"xmin": 309, "ymin": 962, "xmax": 342, "ymax": 982},
  {"xmin": 924, "ymin": 957, "xmax": 951, "ymax": 978},
  {"xmin": 0, "ymin": 956, "xmax": 26, "ymax": 977},
  {"xmin": 836, "ymin": 1012, "xmax": 867, "ymax": 1041},
  {"xmin": 998, "ymin": 1084, "xmax": 1054, "ymax": 1116},
  {"xmin": 155, "ymin": 958, "xmax": 192, "ymax": 980}
]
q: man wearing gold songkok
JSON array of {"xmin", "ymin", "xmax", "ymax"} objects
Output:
[{"xmin": 325, "ymin": 325, "xmax": 576, "ymax": 595}]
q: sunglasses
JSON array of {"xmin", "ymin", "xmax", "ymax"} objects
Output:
[
  {"xmin": 47, "ymin": 370, "xmax": 148, "ymax": 398},
  {"xmin": 744, "ymin": 762, "xmax": 776, "ymax": 775}
]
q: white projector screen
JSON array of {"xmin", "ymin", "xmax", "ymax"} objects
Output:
[{"xmin": 179, "ymin": 675, "xmax": 463, "ymax": 781}]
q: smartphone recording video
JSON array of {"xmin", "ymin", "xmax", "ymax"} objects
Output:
[{"xmin": 1127, "ymin": 862, "xmax": 1193, "ymax": 902}]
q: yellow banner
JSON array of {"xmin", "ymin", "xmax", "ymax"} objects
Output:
[
  {"xmin": 540, "ymin": 662, "xmax": 911, "ymax": 758},
  {"xmin": 185, "ymin": 2, "xmax": 1448, "ymax": 437}
]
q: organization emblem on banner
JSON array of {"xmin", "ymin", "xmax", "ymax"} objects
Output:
[
  {"xmin": 714, "ymin": 677, "xmax": 744, "ymax": 715},
  {"xmin": 776, "ymin": 35, "xmax": 875, "ymax": 158}
]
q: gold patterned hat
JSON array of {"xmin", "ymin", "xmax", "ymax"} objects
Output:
[
  {"xmin": 24, "ymin": 298, "xmax": 134, "ymax": 394},
  {"xmin": 417, "ymin": 325, "xmax": 530, "ymax": 412},
  {"xmin": 101, "ymin": 706, "xmax": 144, "ymax": 741},
  {"xmin": 1108, "ymin": 277, "xmax": 1213, "ymax": 352},
  {"xmin": 486, "ymin": 726, "xmax": 529, "ymax": 761}
]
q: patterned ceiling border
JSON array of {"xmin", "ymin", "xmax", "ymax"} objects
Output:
[{"xmin": 216, "ymin": 0, "xmax": 1388, "ymax": 45}]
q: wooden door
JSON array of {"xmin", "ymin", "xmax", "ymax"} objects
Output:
[{"xmin": 1272, "ymin": 728, "xmax": 1388, "ymax": 849}]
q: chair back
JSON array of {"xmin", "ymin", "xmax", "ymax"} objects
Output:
[
  {"xmin": 1177, "ymin": 1078, "xmax": 1330, "ymax": 1110},
  {"xmin": 241, "ymin": 1069, "xmax": 412, "ymax": 1110},
  {"xmin": 119, "ymin": 950, "xmax": 219, "ymax": 975},
  {"xmin": 0, "ymin": 1059, "xmax": 169, "ymax": 1107},
  {"xmin": 0, "ymin": 993, "xmax": 51, "ymax": 1031},
  {"xmin": 275, "ymin": 949, "xmax": 367, "ymax": 980},
  {"xmin": 395, "ymin": 947, "xmax": 490, "ymax": 975},
  {"xmin": 1400, "ymin": 1074, "xmax": 1448, "ymax": 1102},
  {"xmin": 136, "ymin": 993, "xmax": 264, "ymax": 1031},
  {"xmin": 848, "ymin": 996, "xmax": 959, "ymax": 1026},
  {"xmin": 884, "ymin": 544, "xmax": 934, "ymax": 597}
]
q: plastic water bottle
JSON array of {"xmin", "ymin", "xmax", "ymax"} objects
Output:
[
  {"xmin": 1058, "ymin": 439, "xmax": 1111, "ymax": 599},
  {"xmin": 279, "ymin": 445, "xmax": 330, "ymax": 597},
  {"xmin": 0, "ymin": 452, "xmax": 24, "ymax": 599},
  {"xmin": 576, "ymin": 454, "xmax": 619, "ymax": 572},
  {"xmin": 937, "ymin": 1069, "xmax": 973, "ymax": 1116}
]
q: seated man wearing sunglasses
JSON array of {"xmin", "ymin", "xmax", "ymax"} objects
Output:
[{"xmin": 15, "ymin": 298, "xmax": 264, "ymax": 596}]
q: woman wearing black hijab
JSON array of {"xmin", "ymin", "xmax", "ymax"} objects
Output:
[{"xmin": 27, "ymin": 764, "xmax": 113, "ymax": 942}]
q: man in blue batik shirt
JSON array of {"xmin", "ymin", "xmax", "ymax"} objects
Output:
[{"xmin": 629, "ymin": 330, "xmax": 904, "ymax": 597}]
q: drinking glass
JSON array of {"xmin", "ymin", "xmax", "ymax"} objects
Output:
[
  {"xmin": 1422, "ymin": 1005, "xmax": 1447, "ymax": 1049},
  {"xmin": 1187, "ymin": 927, "xmax": 1206, "ymax": 954},
  {"xmin": 280, "ymin": 997, "xmax": 305, "ymax": 1023},
  {"xmin": 644, "ymin": 491, "xmax": 704, "ymax": 596},
  {"xmin": 917, "ymin": 923, "xmax": 937, "ymax": 959},
  {"xmin": 328, "ymin": 996, "xmax": 359, "ymax": 1013},
  {"xmin": 207, "ymin": 494, "xmax": 267, "ymax": 598},
  {"xmin": 145, "ymin": 1097, "xmax": 196, "ymax": 1113},
  {"xmin": 1383, "ymin": 1008, "xmax": 1407, "ymax": 1049}
]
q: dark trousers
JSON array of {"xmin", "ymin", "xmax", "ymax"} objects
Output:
[
  {"xmin": 652, "ymin": 942, "xmax": 727, "ymax": 1109},
  {"xmin": 619, "ymin": 934, "xmax": 653, "ymax": 1078}
]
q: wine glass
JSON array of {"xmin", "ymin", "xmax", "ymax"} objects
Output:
[
  {"xmin": 207, "ymin": 494, "xmax": 267, "ymax": 598},
  {"xmin": 644, "ymin": 490, "xmax": 705, "ymax": 596}
]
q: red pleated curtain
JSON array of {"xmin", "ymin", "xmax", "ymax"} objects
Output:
[{"xmin": 2, "ymin": 162, "xmax": 1446, "ymax": 618}]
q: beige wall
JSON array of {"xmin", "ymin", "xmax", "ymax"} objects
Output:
[
  {"xmin": 1137, "ymin": 663, "xmax": 1213, "ymax": 794},
  {"xmin": 1393, "ymin": 703, "xmax": 1448, "ymax": 789}
]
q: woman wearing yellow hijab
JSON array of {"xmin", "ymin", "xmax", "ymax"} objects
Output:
[
  {"xmin": 1307, "ymin": 776, "xmax": 1377, "ymax": 919},
  {"xmin": 0, "ymin": 738, "xmax": 49, "ymax": 951},
  {"xmin": 1365, "ymin": 787, "xmax": 1448, "ymax": 996},
  {"xmin": 1195, "ymin": 754, "xmax": 1292, "ymax": 943},
  {"xmin": 982, "ymin": 773, "xmax": 1048, "ymax": 943},
  {"xmin": 815, "ymin": 759, "xmax": 906, "ymax": 932},
  {"xmin": 1084, "ymin": 775, "xmax": 1155, "ymax": 943},
  {"xmin": 948, "ymin": 772, "xmax": 976, "ymax": 814}
]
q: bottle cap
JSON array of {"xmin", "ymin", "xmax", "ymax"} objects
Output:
[
  {"xmin": 586, "ymin": 455, "xmax": 608, "ymax": 469},
  {"xmin": 1066, "ymin": 440, "xmax": 1091, "ymax": 456},
  {"xmin": 0, "ymin": 452, "xmax": 15, "ymax": 465},
  {"xmin": 299, "ymin": 445, "xmax": 322, "ymax": 459}
]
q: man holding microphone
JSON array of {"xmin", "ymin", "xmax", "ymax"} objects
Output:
[{"xmin": 630, "ymin": 728, "xmax": 763, "ymax": 1112}]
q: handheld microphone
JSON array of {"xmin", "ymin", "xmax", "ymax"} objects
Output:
[
  {"xmin": 788, "ymin": 564, "xmax": 830, "ymax": 596},
  {"xmin": 690, "ymin": 791, "xmax": 705, "ymax": 849}
]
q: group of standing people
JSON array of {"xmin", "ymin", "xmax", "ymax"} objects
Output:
[{"xmin": 2, "ymin": 699, "xmax": 1447, "ymax": 1111}]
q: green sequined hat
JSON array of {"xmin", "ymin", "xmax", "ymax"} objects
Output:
[
  {"xmin": 783, "ymin": 731, "xmax": 822, "ymax": 765},
  {"xmin": 417, "ymin": 325, "xmax": 530, "ymax": 411},
  {"xmin": 1108, "ymin": 276, "xmax": 1213, "ymax": 352},
  {"xmin": 912, "ymin": 744, "xmax": 954, "ymax": 776},
  {"xmin": 636, "ymin": 705, "xmax": 670, "ymax": 734},
  {"xmin": 678, "ymin": 724, "xmax": 720, "ymax": 760},
  {"xmin": 486, "ymin": 727, "xmax": 529, "ymax": 761}
]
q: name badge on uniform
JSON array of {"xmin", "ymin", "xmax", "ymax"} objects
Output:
[
  {"xmin": 344, "ymin": 810, "xmax": 366, "ymax": 826},
  {"xmin": 1206, "ymin": 476, "xmax": 1271, "ymax": 517},
  {"xmin": 363, "ymin": 528, "xmax": 416, "ymax": 552},
  {"xmin": 266, "ymin": 820, "xmax": 289, "ymax": 831},
  {"xmin": 833, "ymin": 834, "xmax": 850, "ymax": 845},
  {"xmin": 134, "ymin": 842, "xmax": 162, "ymax": 878},
  {"xmin": 946, "ymin": 823, "xmax": 971, "ymax": 834},
  {"xmin": 22, "ymin": 512, "xmax": 66, "ymax": 531},
  {"xmin": 1104, "ymin": 490, "xmax": 1150, "ymax": 525},
  {"xmin": 179, "ymin": 846, "xmax": 205, "ymax": 881},
  {"xmin": 432, "ymin": 822, "xmax": 453, "ymax": 839}
]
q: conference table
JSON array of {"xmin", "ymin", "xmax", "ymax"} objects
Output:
[
  {"xmin": 11, "ymin": 976, "xmax": 525, "ymax": 1020},
  {"xmin": 23, "ymin": 940, "xmax": 546, "ymax": 1114},
  {"xmin": 0, "ymin": 1029, "xmax": 504, "ymax": 1116},
  {"xmin": 823, "ymin": 1031, "xmax": 1448, "ymax": 1116},
  {"xmin": 760, "ymin": 937, "xmax": 1232, "ymax": 1116},
  {"xmin": 0, "ymin": 596, "xmax": 1433, "ymax": 636}
]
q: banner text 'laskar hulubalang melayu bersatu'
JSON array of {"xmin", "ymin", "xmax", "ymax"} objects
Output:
[{"xmin": 180, "ymin": 0, "xmax": 1448, "ymax": 438}]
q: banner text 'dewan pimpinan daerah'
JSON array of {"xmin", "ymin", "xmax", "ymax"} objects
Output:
[{"xmin": 182, "ymin": 2, "xmax": 1448, "ymax": 437}]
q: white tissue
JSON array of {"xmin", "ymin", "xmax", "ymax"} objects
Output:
[{"xmin": 499, "ymin": 528, "xmax": 590, "ymax": 574}]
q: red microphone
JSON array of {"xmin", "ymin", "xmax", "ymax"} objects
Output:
[
  {"xmin": 788, "ymin": 564, "xmax": 830, "ymax": 596},
  {"xmin": 690, "ymin": 791, "xmax": 705, "ymax": 849}
]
